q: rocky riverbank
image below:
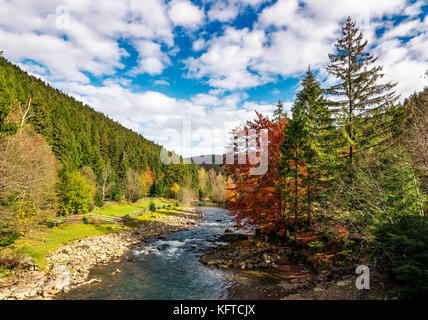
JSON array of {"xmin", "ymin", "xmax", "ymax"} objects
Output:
[
  {"xmin": 0, "ymin": 208, "xmax": 202, "ymax": 300},
  {"xmin": 200, "ymin": 233, "xmax": 384, "ymax": 300},
  {"xmin": 200, "ymin": 234, "xmax": 295, "ymax": 270}
]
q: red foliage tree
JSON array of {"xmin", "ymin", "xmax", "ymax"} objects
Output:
[{"xmin": 225, "ymin": 112, "xmax": 294, "ymax": 237}]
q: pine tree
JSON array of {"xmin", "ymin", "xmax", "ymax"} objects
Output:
[
  {"xmin": 326, "ymin": 17, "xmax": 398, "ymax": 182},
  {"xmin": 297, "ymin": 67, "xmax": 335, "ymax": 225},
  {"xmin": 273, "ymin": 99, "xmax": 287, "ymax": 122},
  {"xmin": 280, "ymin": 94, "xmax": 307, "ymax": 236},
  {"xmin": 280, "ymin": 67, "xmax": 334, "ymax": 229}
]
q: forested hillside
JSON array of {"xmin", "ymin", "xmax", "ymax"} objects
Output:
[
  {"xmin": 0, "ymin": 56, "xmax": 163, "ymax": 177},
  {"xmin": 0, "ymin": 53, "xmax": 227, "ymax": 240}
]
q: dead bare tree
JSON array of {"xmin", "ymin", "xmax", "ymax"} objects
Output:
[
  {"xmin": 17, "ymin": 98, "xmax": 34, "ymax": 135},
  {"xmin": 98, "ymin": 166, "xmax": 111, "ymax": 200}
]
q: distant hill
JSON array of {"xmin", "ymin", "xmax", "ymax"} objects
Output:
[{"xmin": 185, "ymin": 154, "xmax": 225, "ymax": 173}]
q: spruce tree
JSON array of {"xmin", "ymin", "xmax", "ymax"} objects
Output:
[
  {"xmin": 326, "ymin": 17, "xmax": 398, "ymax": 181},
  {"xmin": 280, "ymin": 91, "xmax": 308, "ymax": 235},
  {"xmin": 273, "ymin": 99, "xmax": 287, "ymax": 122},
  {"xmin": 298, "ymin": 67, "xmax": 335, "ymax": 225},
  {"xmin": 280, "ymin": 67, "xmax": 335, "ymax": 227}
]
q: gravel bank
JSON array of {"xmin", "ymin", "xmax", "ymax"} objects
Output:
[{"xmin": 0, "ymin": 208, "xmax": 202, "ymax": 300}]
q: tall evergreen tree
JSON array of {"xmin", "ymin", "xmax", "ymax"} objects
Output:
[
  {"xmin": 280, "ymin": 93, "xmax": 308, "ymax": 235},
  {"xmin": 298, "ymin": 67, "xmax": 336, "ymax": 225},
  {"xmin": 280, "ymin": 67, "xmax": 335, "ymax": 227},
  {"xmin": 326, "ymin": 17, "xmax": 398, "ymax": 181}
]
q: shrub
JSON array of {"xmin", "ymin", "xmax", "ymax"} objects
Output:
[
  {"xmin": 57, "ymin": 170, "xmax": 96, "ymax": 216},
  {"xmin": 149, "ymin": 201, "xmax": 156, "ymax": 212},
  {"xmin": 124, "ymin": 169, "xmax": 144, "ymax": 202},
  {"xmin": 43, "ymin": 219, "xmax": 57, "ymax": 229},
  {"xmin": 0, "ymin": 231, "xmax": 19, "ymax": 247},
  {"xmin": 307, "ymin": 239, "xmax": 325, "ymax": 252},
  {"xmin": 94, "ymin": 191, "xmax": 104, "ymax": 207},
  {"xmin": 110, "ymin": 183, "xmax": 123, "ymax": 202},
  {"xmin": 372, "ymin": 216, "xmax": 428, "ymax": 299}
]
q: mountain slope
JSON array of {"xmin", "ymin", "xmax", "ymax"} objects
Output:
[{"xmin": 0, "ymin": 57, "xmax": 163, "ymax": 178}]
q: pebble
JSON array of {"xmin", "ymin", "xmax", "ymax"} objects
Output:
[{"xmin": 0, "ymin": 207, "xmax": 201, "ymax": 300}]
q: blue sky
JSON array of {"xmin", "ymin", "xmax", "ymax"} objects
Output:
[{"xmin": 0, "ymin": 0, "xmax": 427, "ymax": 156}]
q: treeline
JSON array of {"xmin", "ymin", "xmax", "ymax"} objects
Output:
[
  {"xmin": 226, "ymin": 17, "xmax": 427, "ymax": 299},
  {"xmin": 0, "ymin": 52, "xmax": 226, "ymax": 237}
]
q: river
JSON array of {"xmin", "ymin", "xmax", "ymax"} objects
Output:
[{"xmin": 57, "ymin": 206, "xmax": 292, "ymax": 300}]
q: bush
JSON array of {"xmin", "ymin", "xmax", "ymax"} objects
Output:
[
  {"xmin": 57, "ymin": 170, "xmax": 96, "ymax": 216},
  {"xmin": 149, "ymin": 201, "xmax": 156, "ymax": 212},
  {"xmin": 94, "ymin": 191, "xmax": 104, "ymax": 207},
  {"xmin": 110, "ymin": 183, "xmax": 123, "ymax": 202},
  {"xmin": 44, "ymin": 219, "xmax": 56, "ymax": 228},
  {"xmin": 124, "ymin": 169, "xmax": 144, "ymax": 202},
  {"xmin": 372, "ymin": 216, "xmax": 428, "ymax": 299},
  {"xmin": 0, "ymin": 231, "xmax": 19, "ymax": 247},
  {"xmin": 82, "ymin": 217, "xmax": 89, "ymax": 224}
]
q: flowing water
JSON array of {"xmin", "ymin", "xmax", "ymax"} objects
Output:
[{"xmin": 57, "ymin": 206, "xmax": 292, "ymax": 300}]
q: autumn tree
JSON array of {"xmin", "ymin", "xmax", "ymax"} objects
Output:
[
  {"xmin": 211, "ymin": 172, "xmax": 227, "ymax": 203},
  {"xmin": 0, "ymin": 132, "xmax": 57, "ymax": 229},
  {"xmin": 198, "ymin": 167, "xmax": 210, "ymax": 199},
  {"xmin": 326, "ymin": 17, "xmax": 398, "ymax": 182},
  {"xmin": 169, "ymin": 182, "xmax": 180, "ymax": 199},
  {"xmin": 141, "ymin": 167, "xmax": 154, "ymax": 195},
  {"xmin": 225, "ymin": 113, "xmax": 288, "ymax": 236},
  {"xmin": 124, "ymin": 168, "xmax": 144, "ymax": 202}
]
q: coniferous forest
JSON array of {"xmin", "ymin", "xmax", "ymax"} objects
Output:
[{"xmin": 0, "ymin": 12, "xmax": 426, "ymax": 302}]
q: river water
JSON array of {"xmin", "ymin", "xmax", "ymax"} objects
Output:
[{"xmin": 57, "ymin": 206, "xmax": 291, "ymax": 300}]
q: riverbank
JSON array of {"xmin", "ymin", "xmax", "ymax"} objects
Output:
[
  {"xmin": 0, "ymin": 207, "xmax": 202, "ymax": 300},
  {"xmin": 200, "ymin": 233, "xmax": 384, "ymax": 300}
]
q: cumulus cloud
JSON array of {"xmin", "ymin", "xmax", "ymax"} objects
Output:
[
  {"xmin": 168, "ymin": 0, "xmax": 205, "ymax": 28},
  {"xmin": 1, "ymin": 0, "xmax": 426, "ymax": 157},
  {"xmin": 206, "ymin": 0, "xmax": 265, "ymax": 22},
  {"xmin": 187, "ymin": 0, "xmax": 427, "ymax": 99},
  {"xmin": 0, "ymin": 0, "xmax": 174, "ymax": 82}
]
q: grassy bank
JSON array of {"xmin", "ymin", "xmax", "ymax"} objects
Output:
[
  {"xmin": 94, "ymin": 198, "xmax": 177, "ymax": 218},
  {"xmin": 1, "ymin": 198, "xmax": 181, "ymax": 270}
]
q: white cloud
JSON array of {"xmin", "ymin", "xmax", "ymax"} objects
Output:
[
  {"xmin": 168, "ymin": 0, "xmax": 205, "ymax": 29},
  {"xmin": 0, "ymin": 0, "xmax": 174, "ymax": 82},
  {"xmin": 1, "ymin": 0, "xmax": 426, "ymax": 157},
  {"xmin": 131, "ymin": 40, "xmax": 171, "ymax": 75},
  {"xmin": 154, "ymin": 79, "xmax": 170, "ymax": 86},
  {"xmin": 55, "ymin": 79, "xmax": 266, "ymax": 157},
  {"xmin": 206, "ymin": 0, "xmax": 265, "ymax": 22},
  {"xmin": 186, "ymin": 0, "xmax": 426, "ymax": 100},
  {"xmin": 192, "ymin": 38, "xmax": 206, "ymax": 51},
  {"xmin": 186, "ymin": 27, "xmax": 269, "ymax": 90}
]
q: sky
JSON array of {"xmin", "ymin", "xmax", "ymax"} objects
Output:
[{"xmin": 0, "ymin": 0, "xmax": 427, "ymax": 157}]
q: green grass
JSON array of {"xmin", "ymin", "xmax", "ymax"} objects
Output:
[
  {"xmin": 94, "ymin": 198, "xmax": 176, "ymax": 218},
  {"xmin": 1, "ymin": 198, "xmax": 182, "ymax": 270},
  {"xmin": 8, "ymin": 223, "xmax": 127, "ymax": 269},
  {"xmin": 122, "ymin": 206, "xmax": 185, "ymax": 227}
]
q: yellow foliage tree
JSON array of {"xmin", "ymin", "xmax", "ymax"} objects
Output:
[{"xmin": 170, "ymin": 182, "xmax": 180, "ymax": 199}]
